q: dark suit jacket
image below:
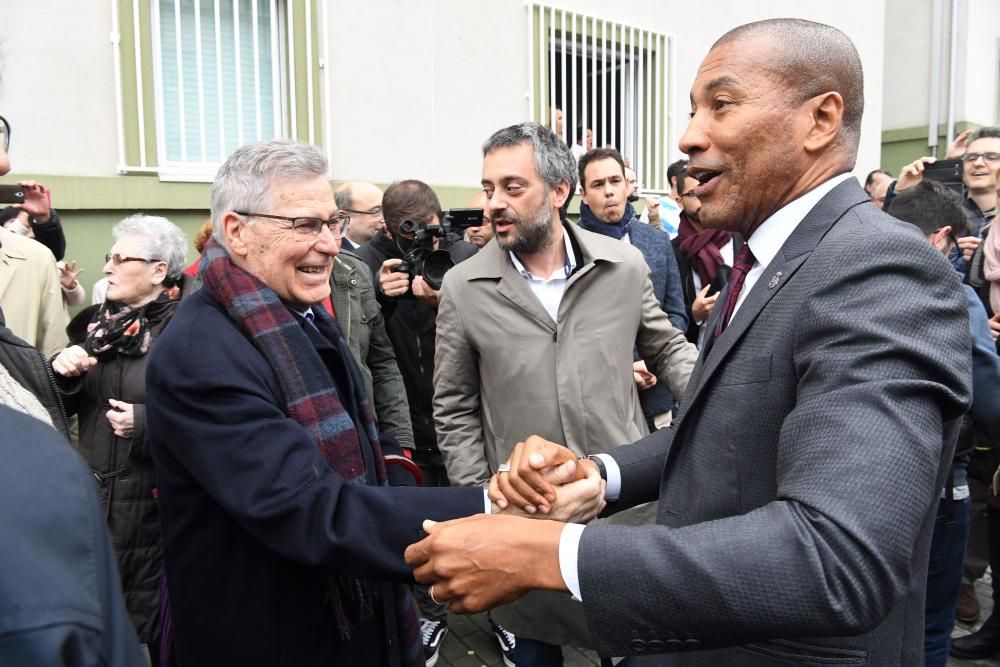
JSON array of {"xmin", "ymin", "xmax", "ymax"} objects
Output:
[
  {"xmin": 146, "ymin": 289, "xmax": 483, "ymax": 666},
  {"xmin": 629, "ymin": 222, "xmax": 688, "ymax": 333},
  {"xmin": 628, "ymin": 222, "xmax": 689, "ymax": 417},
  {"xmin": 0, "ymin": 406, "xmax": 144, "ymax": 666},
  {"xmin": 577, "ymin": 179, "xmax": 972, "ymax": 665}
]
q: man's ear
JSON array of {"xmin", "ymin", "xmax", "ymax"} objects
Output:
[
  {"xmin": 550, "ymin": 180, "xmax": 572, "ymax": 210},
  {"xmin": 222, "ymin": 211, "xmax": 250, "ymax": 257},
  {"xmin": 802, "ymin": 91, "xmax": 845, "ymax": 154},
  {"xmin": 930, "ymin": 225, "xmax": 952, "ymax": 251}
]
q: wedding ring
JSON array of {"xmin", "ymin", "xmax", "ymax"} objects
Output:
[
  {"xmin": 497, "ymin": 463, "xmax": 511, "ymax": 473},
  {"xmin": 429, "ymin": 585, "xmax": 444, "ymax": 605}
]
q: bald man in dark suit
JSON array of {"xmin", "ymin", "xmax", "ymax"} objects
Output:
[{"xmin": 407, "ymin": 19, "xmax": 972, "ymax": 666}]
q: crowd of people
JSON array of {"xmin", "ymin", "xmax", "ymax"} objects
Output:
[{"xmin": 2, "ymin": 16, "xmax": 1000, "ymax": 667}]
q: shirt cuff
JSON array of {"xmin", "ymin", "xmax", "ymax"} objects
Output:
[
  {"xmin": 559, "ymin": 523, "xmax": 586, "ymax": 601},
  {"xmin": 483, "ymin": 489, "xmax": 492, "ymax": 514},
  {"xmin": 593, "ymin": 453, "xmax": 622, "ymax": 501}
]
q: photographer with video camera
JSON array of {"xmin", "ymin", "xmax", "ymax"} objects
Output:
[{"xmin": 353, "ymin": 178, "xmax": 478, "ymax": 662}]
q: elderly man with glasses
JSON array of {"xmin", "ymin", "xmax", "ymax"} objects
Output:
[
  {"xmin": 335, "ymin": 180, "xmax": 385, "ymax": 250},
  {"xmin": 145, "ymin": 139, "xmax": 603, "ymax": 667}
]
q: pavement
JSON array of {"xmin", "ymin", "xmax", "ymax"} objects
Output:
[
  {"xmin": 429, "ymin": 574, "xmax": 1000, "ymax": 667},
  {"xmin": 435, "ymin": 613, "xmax": 600, "ymax": 666},
  {"xmin": 950, "ymin": 573, "xmax": 1000, "ymax": 667}
]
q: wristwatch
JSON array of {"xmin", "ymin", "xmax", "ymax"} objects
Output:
[{"xmin": 585, "ymin": 455, "xmax": 608, "ymax": 482}]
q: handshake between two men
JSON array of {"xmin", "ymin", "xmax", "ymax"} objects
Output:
[{"xmin": 404, "ymin": 436, "xmax": 605, "ymax": 613}]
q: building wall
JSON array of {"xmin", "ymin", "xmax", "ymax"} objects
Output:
[
  {"xmin": 2, "ymin": 0, "xmax": 886, "ymax": 286},
  {"xmin": 963, "ymin": 0, "xmax": 1000, "ymax": 126},
  {"xmin": 324, "ymin": 0, "xmax": 885, "ymax": 187},
  {"xmin": 0, "ymin": 1, "xmax": 119, "ymax": 176},
  {"xmin": 880, "ymin": 0, "xmax": 1000, "ymax": 172},
  {"xmin": 881, "ymin": 0, "xmax": 938, "ymax": 133}
]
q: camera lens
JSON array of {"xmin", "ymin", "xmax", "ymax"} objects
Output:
[{"xmin": 422, "ymin": 250, "xmax": 454, "ymax": 291}]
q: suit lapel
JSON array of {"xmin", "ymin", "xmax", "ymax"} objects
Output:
[
  {"xmin": 673, "ymin": 179, "xmax": 871, "ymax": 430},
  {"xmin": 484, "ymin": 223, "xmax": 622, "ymax": 333},
  {"xmin": 495, "ymin": 261, "xmax": 556, "ymax": 332}
]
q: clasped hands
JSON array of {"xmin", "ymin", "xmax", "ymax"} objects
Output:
[{"xmin": 404, "ymin": 436, "xmax": 607, "ymax": 613}]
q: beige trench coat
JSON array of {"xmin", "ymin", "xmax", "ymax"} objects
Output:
[
  {"xmin": 433, "ymin": 223, "xmax": 698, "ymax": 647},
  {"xmin": 0, "ymin": 227, "xmax": 67, "ymax": 358}
]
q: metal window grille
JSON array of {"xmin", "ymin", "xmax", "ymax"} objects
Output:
[
  {"xmin": 111, "ymin": 0, "xmax": 324, "ymax": 178},
  {"xmin": 527, "ymin": 3, "xmax": 673, "ymax": 192}
]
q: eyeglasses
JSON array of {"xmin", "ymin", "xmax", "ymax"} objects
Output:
[
  {"xmin": 962, "ymin": 152, "xmax": 1000, "ymax": 164},
  {"xmin": 236, "ymin": 211, "xmax": 350, "ymax": 240},
  {"xmin": 680, "ymin": 190, "xmax": 699, "ymax": 200},
  {"xmin": 0, "ymin": 115, "xmax": 10, "ymax": 153},
  {"xmin": 343, "ymin": 206, "xmax": 383, "ymax": 218},
  {"xmin": 105, "ymin": 253, "xmax": 163, "ymax": 265}
]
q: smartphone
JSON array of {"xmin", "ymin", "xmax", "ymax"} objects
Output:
[
  {"xmin": 922, "ymin": 159, "xmax": 964, "ymax": 196},
  {"xmin": 0, "ymin": 184, "xmax": 25, "ymax": 205}
]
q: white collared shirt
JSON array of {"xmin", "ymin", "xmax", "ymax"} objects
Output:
[
  {"xmin": 558, "ymin": 172, "xmax": 855, "ymax": 601},
  {"xmin": 509, "ymin": 227, "xmax": 578, "ymax": 322},
  {"xmin": 289, "ymin": 306, "xmax": 316, "ymax": 322},
  {"xmin": 730, "ymin": 173, "xmax": 852, "ymax": 321}
]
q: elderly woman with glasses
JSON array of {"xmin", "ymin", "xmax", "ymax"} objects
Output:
[{"xmin": 51, "ymin": 213, "xmax": 195, "ymax": 660}]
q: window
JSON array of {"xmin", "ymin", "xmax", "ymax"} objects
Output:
[
  {"xmin": 111, "ymin": 0, "xmax": 323, "ymax": 180},
  {"xmin": 528, "ymin": 4, "xmax": 672, "ymax": 191}
]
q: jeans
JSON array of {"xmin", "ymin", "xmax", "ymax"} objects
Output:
[
  {"xmin": 509, "ymin": 637, "xmax": 564, "ymax": 666},
  {"xmin": 924, "ymin": 495, "xmax": 971, "ymax": 667}
]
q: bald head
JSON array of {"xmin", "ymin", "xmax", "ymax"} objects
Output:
[
  {"xmin": 335, "ymin": 181, "xmax": 384, "ymax": 245},
  {"xmin": 466, "ymin": 191, "xmax": 494, "ymax": 248},
  {"xmin": 714, "ymin": 19, "xmax": 864, "ymax": 162}
]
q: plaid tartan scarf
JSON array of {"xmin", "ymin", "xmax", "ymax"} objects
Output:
[{"xmin": 199, "ymin": 239, "xmax": 422, "ymax": 666}]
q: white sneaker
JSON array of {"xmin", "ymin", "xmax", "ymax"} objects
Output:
[
  {"xmin": 491, "ymin": 619, "xmax": 516, "ymax": 667},
  {"xmin": 421, "ymin": 618, "xmax": 449, "ymax": 667}
]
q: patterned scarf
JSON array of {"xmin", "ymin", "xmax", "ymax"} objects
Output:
[
  {"xmin": 85, "ymin": 285, "xmax": 181, "ymax": 360},
  {"xmin": 676, "ymin": 213, "xmax": 733, "ymax": 287},
  {"xmin": 983, "ymin": 221, "xmax": 1000, "ymax": 316},
  {"xmin": 578, "ymin": 201, "xmax": 637, "ymax": 240},
  {"xmin": 198, "ymin": 239, "xmax": 422, "ymax": 666}
]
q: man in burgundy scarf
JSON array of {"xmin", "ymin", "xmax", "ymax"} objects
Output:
[
  {"xmin": 671, "ymin": 168, "xmax": 743, "ymax": 346},
  {"xmin": 145, "ymin": 138, "xmax": 606, "ymax": 667}
]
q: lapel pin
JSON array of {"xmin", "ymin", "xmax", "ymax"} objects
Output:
[{"xmin": 767, "ymin": 271, "xmax": 783, "ymax": 289}]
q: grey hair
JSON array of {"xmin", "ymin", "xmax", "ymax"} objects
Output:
[
  {"xmin": 112, "ymin": 214, "xmax": 188, "ymax": 281},
  {"xmin": 482, "ymin": 122, "xmax": 577, "ymax": 194},
  {"xmin": 714, "ymin": 19, "xmax": 864, "ymax": 166},
  {"xmin": 968, "ymin": 126, "xmax": 1000, "ymax": 145},
  {"xmin": 210, "ymin": 139, "xmax": 328, "ymax": 251}
]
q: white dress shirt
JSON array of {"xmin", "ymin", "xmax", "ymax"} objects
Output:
[
  {"xmin": 557, "ymin": 172, "xmax": 854, "ymax": 600},
  {"xmin": 509, "ymin": 227, "xmax": 578, "ymax": 322}
]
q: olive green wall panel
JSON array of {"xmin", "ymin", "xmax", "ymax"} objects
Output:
[
  {"xmin": 60, "ymin": 210, "xmax": 210, "ymax": 317},
  {"xmin": 879, "ymin": 121, "xmax": 980, "ymax": 174}
]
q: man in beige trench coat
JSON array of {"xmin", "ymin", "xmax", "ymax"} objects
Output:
[{"xmin": 433, "ymin": 121, "xmax": 698, "ymax": 662}]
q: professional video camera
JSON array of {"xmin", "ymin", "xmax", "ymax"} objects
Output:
[{"xmin": 394, "ymin": 207, "xmax": 484, "ymax": 290}]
